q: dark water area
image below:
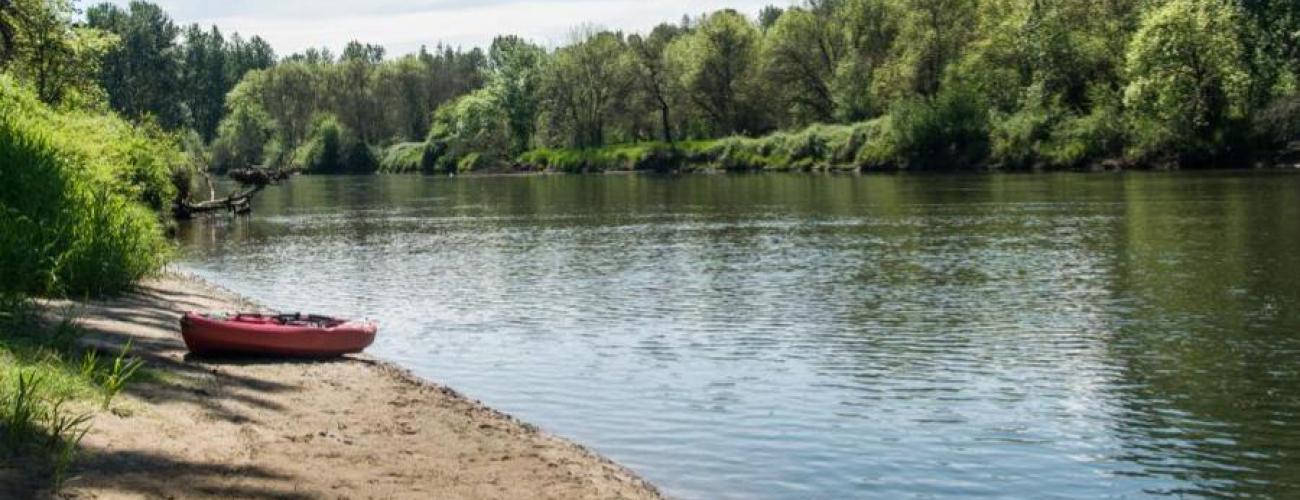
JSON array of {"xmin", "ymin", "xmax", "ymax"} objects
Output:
[{"xmin": 176, "ymin": 171, "xmax": 1300, "ymax": 499}]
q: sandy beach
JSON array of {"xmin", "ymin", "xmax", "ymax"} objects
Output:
[{"xmin": 20, "ymin": 272, "xmax": 661, "ymax": 499}]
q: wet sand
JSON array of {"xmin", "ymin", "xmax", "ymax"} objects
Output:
[{"xmin": 32, "ymin": 272, "xmax": 661, "ymax": 499}]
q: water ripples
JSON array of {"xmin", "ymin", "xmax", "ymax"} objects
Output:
[{"xmin": 178, "ymin": 173, "xmax": 1300, "ymax": 499}]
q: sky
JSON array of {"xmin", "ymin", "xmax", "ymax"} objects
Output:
[{"xmin": 102, "ymin": 0, "xmax": 795, "ymax": 56}]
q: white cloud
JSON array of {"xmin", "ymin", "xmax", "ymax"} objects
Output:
[{"xmin": 103, "ymin": 0, "xmax": 796, "ymax": 55}]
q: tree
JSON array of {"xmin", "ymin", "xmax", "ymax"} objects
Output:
[
  {"xmin": 179, "ymin": 24, "xmax": 228, "ymax": 140},
  {"xmin": 540, "ymin": 29, "xmax": 633, "ymax": 147},
  {"xmin": 373, "ymin": 55, "xmax": 434, "ymax": 141},
  {"xmin": 210, "ymin": 98, "xmax": 273, "ymax": 171},
  {"xmin": 758, "ymin": 5, "xmax": 785, "ymax": 30},
  {"xmin": 3, "ymin": 0, "xmax": 115, "ymax": 104},
  {"xmin": 1124, "ymin": 0, "xmax": 1251, "ymax": 159},
  {"xmin": 487, "ymin": 35, "xmax": 545, "ymax": 154},
  {"xmin": 225, "ymin": 33, "xmax": 275, "ymax": 82},
  {"xmin": 628, "ymin": 24, "xmax": 683, "ymax": 142},
  {"xmin": 0, "ymin": 0, "xmax": 16, "ymax": 66},
  {"xmin": 831, "ymin": 0, "xmax": 899, "ymax": 121},
  {"xmin": 763, "ymin": 6, "xmax": 844, "ymax": 124},
  {"xmin": 667, "ymin": 9, "xmax": 764, "ymax": 135},
  {"xmin": 1235, "ymin": 0, "xmax": 1300, "ymax": 107},
  {"xmin": 877, "ymin": 0, "xmax": 977, "ymax": 99},
  {"xmin": 87, "ymin": 1, "xmax": 183, "ymax": 126},
  {"xmin": 425, "ymin": 88, "xmax": 511, "ymax": 172},
  {"xmin": 331, "ymin": 41, "xmax": 383, "ymax": 143}
]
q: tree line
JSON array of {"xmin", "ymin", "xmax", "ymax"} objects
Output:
[
  {"xmin": 8, "ymin": 0, "xmax": 1300, "ymax": 174},
  {"xmin": 217, "ymin": 0, "xmax": 1300, "ymax": 172}
]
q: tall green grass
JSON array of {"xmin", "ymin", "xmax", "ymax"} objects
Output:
[
  {"xmin": 515, "ymin": 102, "xmax": 990, "ymax": 173},
  {"xmin": 1, "ymin": 298, "xmax": 145, "ymax": 488},
  {"xmin": 516, "ymin": 124, "xmax": 888, "ymax": 173},
  {"xmin": 1, "ymin": 75, "xmax": 172, "ymax": 297}
]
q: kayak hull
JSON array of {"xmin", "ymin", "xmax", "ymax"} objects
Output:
[{"xmin": 180, "ymin": 312, "xmax": 377, "ymax": 357}]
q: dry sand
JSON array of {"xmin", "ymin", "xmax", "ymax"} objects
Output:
[{"xmin": 16, "ymin": 273, "xmax": 662, "ymax": 499}]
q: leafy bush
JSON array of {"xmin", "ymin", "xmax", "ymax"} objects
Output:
[
  {"xmin": 1254, "ymin": 93, "xmax": 1300, "ymax": 151},
  {"xmin": 1122, "ymin": 0, "xmax": 1251, "ymax": 163},
  {"xmin": 989, "ymin": 105, "xmax": 1054, "ymax": 169},
  {"xmin": 0, "ymin": 76, "xmax": 169, "ymax": 297},
  {"xmin": 519, "ymin": 142, "xmax": 707, "ymax": 172},
  {"xmin": 378, "ymin": 142, "xmax": 427, "ymax": 173},
  {"xmin": 210, "ymin": 102, "xmax": 274, "ymax": 172},
  {"xmin": 1041, "ymin": 101, "xmax": 1128, "ymax": 168},
  {"xmin": 872, "ymin": 87, "xmax": 991, "ymax": 170},
  {"xmin": 293, "ymin": 115, "xmax": 377, "ymax": 174},
  {"xmin": 423, "ymin": 89, "xmax": 511, "ymax": 173}
]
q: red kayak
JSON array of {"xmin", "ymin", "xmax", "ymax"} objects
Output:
[{"xmin": 180, "ymin": 312, "xmax": 377, "ymax": 357}]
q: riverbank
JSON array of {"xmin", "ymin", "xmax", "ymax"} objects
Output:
[{"xmin": 8, "ymin": 272, "xmax": 660, "ymax": 499}]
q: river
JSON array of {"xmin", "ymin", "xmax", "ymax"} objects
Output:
[{"xmin": 176, "ymin": 171, "xmax": 1300, "ymax": 499}]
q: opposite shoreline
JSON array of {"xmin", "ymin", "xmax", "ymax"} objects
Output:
[{"xmin": 32, "ymin": 271, "xmax": 661, "ymax": 499}]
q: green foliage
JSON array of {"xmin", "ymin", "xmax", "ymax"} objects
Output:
[
  {"xmin": 1, "ymin": 0, "xmax": 116, "ymax": 106},
  {"xmin": 202, "ymin": 42, "xmax": 483, "ymax": 169},
  {"xmin": 488, "ymin": 36, "xmax": 546, "ymax": 155},
  {"xmin": 1123, "ymin": 0, "xmax": 1252, "ymax": 161},
  {"xmin": 1, "ymin": 299, "xmax": 145, "ymax": 490},
  {"xmin": 0, "ymin": 76, "xmax": 170, "ymax": 297},
  {"xmin": 519, "ymin": 142, "xmax": 698, "ymax": 173},
  {"xmin": 0, "ymin": 367, "xmax": 92, "ymax": 490},
  {"xmin": 831, "ymin": 0, "xmax": 900, "ymax": 121},
  {"xmin": 520, "ymin": 123, "xmax": 891, "ymax": 173},
  {"xmin": 210, "ymin": 95, "xmax": 273, "ymax": 171},
  {"xmin": 27, "ymin": 0, "xmax": 1296, "ymax": 172},
  {"xmin": 763, "ymin": 7, "xmax": 841, "ymax": 123},
  {"xmin": 86, "ymin": 2, "xmax": 274, "ymax": 137},
  {"xmin": 1254, "ymin": 92, "xmax": 1300, "ymax": 149},
  {"xmin": 538, "ymin": 29, "xmax": 634, "ymax": 148},
  {"xmin": 99, "ymin": 340, "xmax": 142, "ymax": 409},
  {"xmin": 86, "ymin": 1, "xmax": 182, "ymax": 127},
  {"xmin": 667, "ymin": 10, "xmax": 765, "ymax": 135},
  {"xmin": 293, "ymin": 114, "xmax": 377, "ymax": 174},
  {"xmin": 423, "ymin": 89, "xmax": 511, "ymax": 172},
  {"xmin": 1040, "ymin": 94, "xmax": 1127, "ymax": 168},
  {"xmin": 862, "ymin": 85, "xmax": 990, "ymax": 169},
  {"xmin": 378, "ymin": 142, "xmax": 427, "ymax": 173}
]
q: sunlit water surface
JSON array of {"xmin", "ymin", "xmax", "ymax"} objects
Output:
[{"xmin": 177, "ymin": 172, "xmax": 1300, "ymax": 499}]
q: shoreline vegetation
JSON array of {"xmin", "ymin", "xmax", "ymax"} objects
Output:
[{"xmin": 205, "ymin": 1, "xmax": 1297, "ymax": 176}]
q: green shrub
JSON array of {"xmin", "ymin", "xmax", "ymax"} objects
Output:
[
  {"xmin": 378, "ymin": 142, "xmax": 427, "ymax": 173},
  {"xmin": 1041, "ymin": 102, "xmax": 1128, "ymax": 168},
  {"xmin": 519, "ymin": 143, "xmax": 697, "ymax": 173},
  {"xmin": 0, "ymin": 77, "xmax": 169, "ymax": 297},
  {"xmin": 424, "ymin": 89, "xmax": 511, "ymax": 173},
  {"xmin": 989, "ymin": 105, "xmax": 1053, "ymax": 169},
  {"xmin": 210, "ymin": 102, "xmax": 274, "ymax": 172},
  {"xmin": 293, "ymin": 115, "xmax": 377, "ymax": 174},
  {"xmin": 1254, "ymin": 92, "xmax": 1300, "ymax": 151},
  {"xmin": 865, "ymin": 87, "xmax": 990, "ymax": 170}
]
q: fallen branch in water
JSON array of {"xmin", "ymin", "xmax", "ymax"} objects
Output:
[
  {"xmin": 173, "ymin": 183, "xmax": 265, "ymax": 219},
  {"xmin": 228, "ymin": 165, "xmax": 300, "ymax": 186},
  {"xmin": 172, "ymin": 165, "xmax": 297, "ymax": 220}
]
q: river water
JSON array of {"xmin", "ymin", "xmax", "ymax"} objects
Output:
[{"xmin": 176, "ymin": 172, "xmax": 1300, "ymax": 499}]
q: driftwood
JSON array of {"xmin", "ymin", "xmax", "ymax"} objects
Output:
[
  {"xmin": 173, "ymin": 166, "xmax": 296, "ymax": 220},
  {"xmin": 229, "ymin": 165, "xmax": 300, "ymax": 186},
  {"xmin": 174, "ymin": 184, "xmax": 264, "ymax": 219}
]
